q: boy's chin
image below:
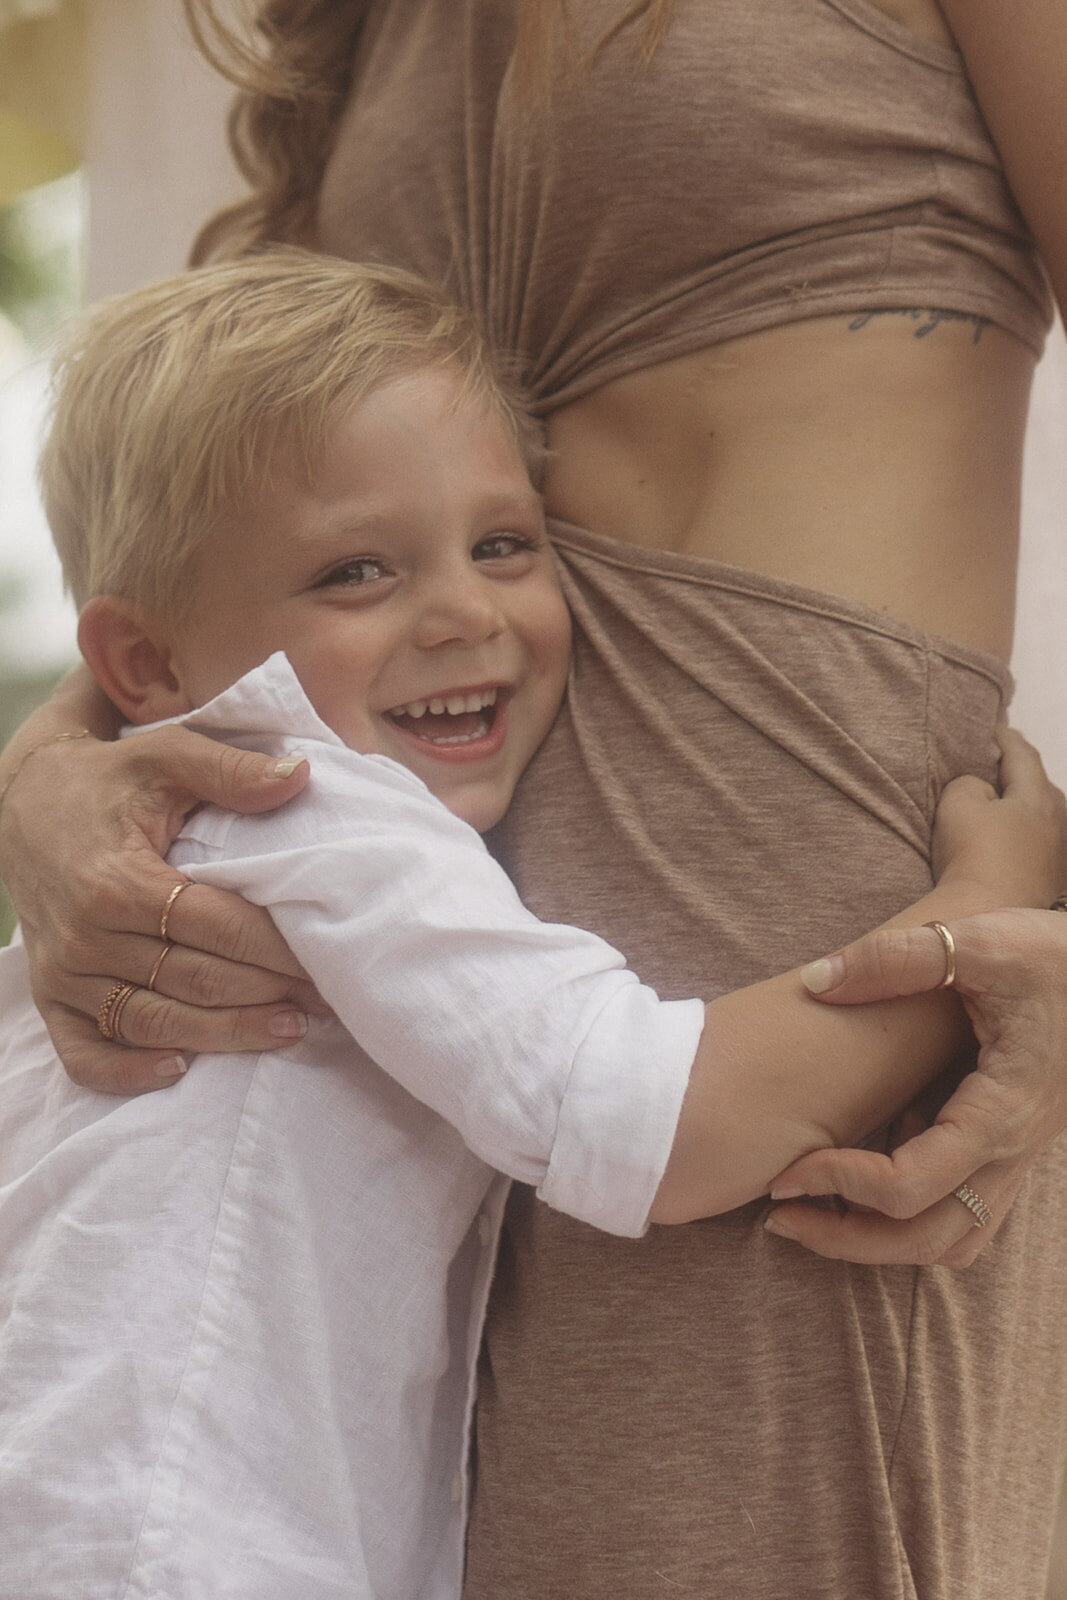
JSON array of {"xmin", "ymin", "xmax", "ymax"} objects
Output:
[{"xmin": 436, "ymin": 785, "xmax": 511, "ymax": 835}]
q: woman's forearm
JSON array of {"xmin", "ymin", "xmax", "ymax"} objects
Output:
[{"xmin": 650, "ymin": 871, "xmax": 1036, "ymax": 1223}]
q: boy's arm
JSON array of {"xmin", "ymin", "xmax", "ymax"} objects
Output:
[
  {"xmin": 652, "ymin": 877, "xmax": 998, "ymax": 1223},
  {"xmin": 653, "ymin": 737, "xmax": 1065, "ymax": 1221},
  {"xmin": 186, "ymin": 734, "xmax": 1060, "ymax": 1236}
]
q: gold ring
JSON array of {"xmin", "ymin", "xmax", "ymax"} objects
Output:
[
  {"xmin": 146, "ymin": 942, "xmax": 173, "ymax": 993},
  {"xmin": 159, "ymin": 881, "xmax": 191, "ymax": 942},
  {"xmin": 109, "ymin": 983, "xmax": 137, "ymax": 1042},
  {"xmin": 97, "ymin": 981, "xmax": 138, "ymax": 1042},
  {"xmin": 953, "ymin": 1182, "xmax": 992, "ymax": 1229},
  {"xmin": 923, "ymin": 921, "xmax": 957, "ymax": 989}
]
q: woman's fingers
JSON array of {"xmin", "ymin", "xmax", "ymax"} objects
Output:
[
  {"xmin": 764, "ymin": 1154, "xmax": 1027, "ymax": 1268},
  {"xmin": 40, "ymin": 876, "xmax": 309, "ymax": 986},
  {"xmin": 38, "ymin": 972, "xmax": 309, "ymax": 1072},
  {"xmin": 34, "ymin": 938, "xmax": 322, "ymax": 1017},
  {"xmin": 800, "ymin": 923, "xmax": 952, "ymax": 1005},
  {"xmin": 769, "ymin": 1083, "xmax": 1008, "ymax": 1221},
  {"xmin": 764, "ymin": 1053, "xmax": 1039, "ymax": 1266},
  {"xmin": 39, "ymin": 1002, "xmax": 191, "ymax": 1096},
  {"xmin": 36, "ymin": 962, "xmax": 313, "ymax": 1054},
  {"xmin": 158, "ymin": 882, "xmax": 308, "ymax": 979},
  {"xmin": 121, "ymin": 724, "xmax": 310, "ymax": 830}
]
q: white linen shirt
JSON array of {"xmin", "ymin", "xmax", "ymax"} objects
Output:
[{"xmin": 0, "ymin": 654, "xmax": 703, "ymax": 1600}]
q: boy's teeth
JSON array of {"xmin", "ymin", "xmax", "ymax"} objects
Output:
[{"xmin": 392, "ymin": 688, "xmax": 499, "ymax": 718}]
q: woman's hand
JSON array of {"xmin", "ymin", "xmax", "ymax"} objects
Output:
[
  {"xmin": 0, "ymin": 719, "xmax": 315, "ymax": 1095},
  {"xmin": 765, "ymin": 907, "xmax": 1067, "ymax": 1267}
]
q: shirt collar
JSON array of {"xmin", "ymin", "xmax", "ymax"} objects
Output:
[{"xmin": 121, "ymin": 652, "xmax": 347, "ymax": 750}]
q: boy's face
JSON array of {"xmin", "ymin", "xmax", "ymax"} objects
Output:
[{"xmin": 168, "ymin": 366, "xmax": 571, "ymax": 831}]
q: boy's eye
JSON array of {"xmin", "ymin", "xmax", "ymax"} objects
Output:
[
  {"xmin": 473, "ymin": 533, "xmax": 537, "ymax": 562},
  {"xmin": 318, "ymin": 557, "xmax": 390, "ymax": 588}
]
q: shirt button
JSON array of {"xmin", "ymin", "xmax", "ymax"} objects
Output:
[
  {"xmin": 477, "ymin": 1212, "xmax": 492, "ymax": 1248},
  {"xmin": 451, "ymin": 1471, "xmax": 463, "ymax": 1504}
]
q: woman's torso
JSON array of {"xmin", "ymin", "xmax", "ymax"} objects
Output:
[
  {"xmin": 316, "ymin": 5, "xmax": 1066, "ymax": 1593},
  {"xmin": 462, "ymin": 529, "xmax": 1067, "ymax": 1598},
  {"xmin": 318, "ymin": 0, "xmax": 1052, "ymax": 660}
]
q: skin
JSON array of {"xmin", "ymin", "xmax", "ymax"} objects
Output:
[
  {"xmin": 766, "ymin": 909, "xmax": 1067, "ymax": 1265},
  {"xmin": 0, "ymin": 0, "xmax": 1064, "ymax": 1254},
  {"xmin": 84, "ymin": 369, "xmax": 573, "ymax": 836},
  {"xmin": 76, "ymin": 366, "xmax": 1067, "ymax": 1223}
]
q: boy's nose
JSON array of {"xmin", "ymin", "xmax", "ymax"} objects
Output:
[{"xmin": 413, "ymin": 575, "xmax": 506, "ymax": 649}]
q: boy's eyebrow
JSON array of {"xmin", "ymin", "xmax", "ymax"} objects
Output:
[{"xmin": 308, "ymin": 489, "xmax": 545, "ymax": 543}]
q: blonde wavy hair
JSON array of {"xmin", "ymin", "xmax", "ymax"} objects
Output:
[
  {"xmin": 41, "ymin": 249, "xmax": 539, "ymax": 618},
  {"xmin": 181, "ymin": 0, "xmax": 675, "ymax": 261}
]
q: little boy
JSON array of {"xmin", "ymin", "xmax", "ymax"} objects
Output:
[{"xmin": 0, "ymin": 251, "xmax": 1057, "ymax": 1600}]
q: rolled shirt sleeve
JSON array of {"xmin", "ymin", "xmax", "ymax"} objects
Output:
[{"xmin": 176, "ymin": 743, "xmax": 704, "ymax": 1238}]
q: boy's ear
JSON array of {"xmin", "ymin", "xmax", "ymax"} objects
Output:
[{"xmin": 77, "ymin": 595, "xmax": 193, "ymax": 725}]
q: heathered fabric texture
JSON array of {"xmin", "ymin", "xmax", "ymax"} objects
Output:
[
  {"xmin": 465, "ymin": 522, "xmax": 1067, "ymax": 1600},
  {"xmin": 319, "ymin": 0, "xmax": 1052, "ymax": 412}
]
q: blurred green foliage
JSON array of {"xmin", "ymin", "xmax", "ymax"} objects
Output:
[
  {"xmin": 0, "ymin": 175, "xmax": 82, "ymax": 338},
  {"xmin": 0, "ymin": 177, "xmax": 83, "ymax": 943},
  {"xmin": 0, "ymin": 664, "xmax": 66, "ymax": 945}
]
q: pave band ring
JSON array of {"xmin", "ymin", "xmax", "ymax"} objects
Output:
[
  {"xmin": 953, "ymin": 1183, "xmax": 992, "ymax": 1229},
  {"xmin": 97, "ymin": 981, "xmax": 138, "ymax": 1042},
  {"xmin": 923, "ymin": 921, "xmax": 957, "ymax": 989}
]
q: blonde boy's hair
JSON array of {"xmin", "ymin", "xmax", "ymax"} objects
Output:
[{"xmin": 40, "ymin": 249, "xmax": 539, "ymax": 618}]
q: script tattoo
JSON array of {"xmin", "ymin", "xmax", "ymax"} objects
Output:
[{"xmin": 848, "ymin": 308, "xmax": 989, "ymax": 344}]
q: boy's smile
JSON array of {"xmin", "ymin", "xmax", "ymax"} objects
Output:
[{"xmin": 164, "ymin": 365, "xmax": 571, "ymax": 831}]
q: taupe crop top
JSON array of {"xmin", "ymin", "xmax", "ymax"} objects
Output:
[{"xmin": 317, "ymin": 0, "xmax": 1053, "ymax": 410}]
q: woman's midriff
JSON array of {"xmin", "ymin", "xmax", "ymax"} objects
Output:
[{"xmin": 543, "ymin": 313, "xmax": 1035, "ymax": 659}]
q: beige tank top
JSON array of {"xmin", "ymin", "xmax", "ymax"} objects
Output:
[{"xmin": 318, "ymin": 0, "xmax": 1052, "ymax": 410}]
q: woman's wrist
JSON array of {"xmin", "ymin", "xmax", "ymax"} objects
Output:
[
  {"xmin": 0, "ymin": 666, "xmax": 117, "ymax": 788},
  {"xmin": 0, "ymin": 730, "xmax": 92, "ymax": 819}
]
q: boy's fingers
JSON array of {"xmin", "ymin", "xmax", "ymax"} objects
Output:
[{"xmin": 995, "ymin": 725, "xmax": 1049, "ymax": 791}]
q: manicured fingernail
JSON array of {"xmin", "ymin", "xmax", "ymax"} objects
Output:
[
  {"xmin": 269, "ymin": 1011, "xmax": 308, "ymax": 1039},
  {"xmin": 156, "ymin": 1056, "xmax": 188, "ymax": 1080},
  {"xmin": 271, "ymin": 754, "xmax": 307, "ymax": 779},
  {"xmin": 764, "ymin": 1215, "xmax": 798, "ymax": 1240},
  {"xmin": 800, "ymin": 955, "xmax": 844, "ymax": 994},
  {"xmin": 769, "ymin": 1185, "xmax": 806, "ymax": 1201}
]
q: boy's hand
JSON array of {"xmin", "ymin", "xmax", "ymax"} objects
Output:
[
  {"xmin": 931, "ymin": 727, "xmax": 1065, "ymax": 908},
  {"xmin": 0, "ymin": 723, "xmax": 318, "ymax": 1095}
]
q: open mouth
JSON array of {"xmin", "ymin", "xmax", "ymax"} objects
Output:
[{"xmin": 384, "ymin": 686, "xmax": 504, "ymax": 748}]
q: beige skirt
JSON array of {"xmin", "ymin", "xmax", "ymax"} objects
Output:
[{"xmin": 465, "ymin": 520, "xmax": 1067, "ymax": 1600}]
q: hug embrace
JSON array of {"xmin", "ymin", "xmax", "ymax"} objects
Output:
[{"xmin": 2, "ymin": 3, "xmax": 1067, "ymax": 1597}]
